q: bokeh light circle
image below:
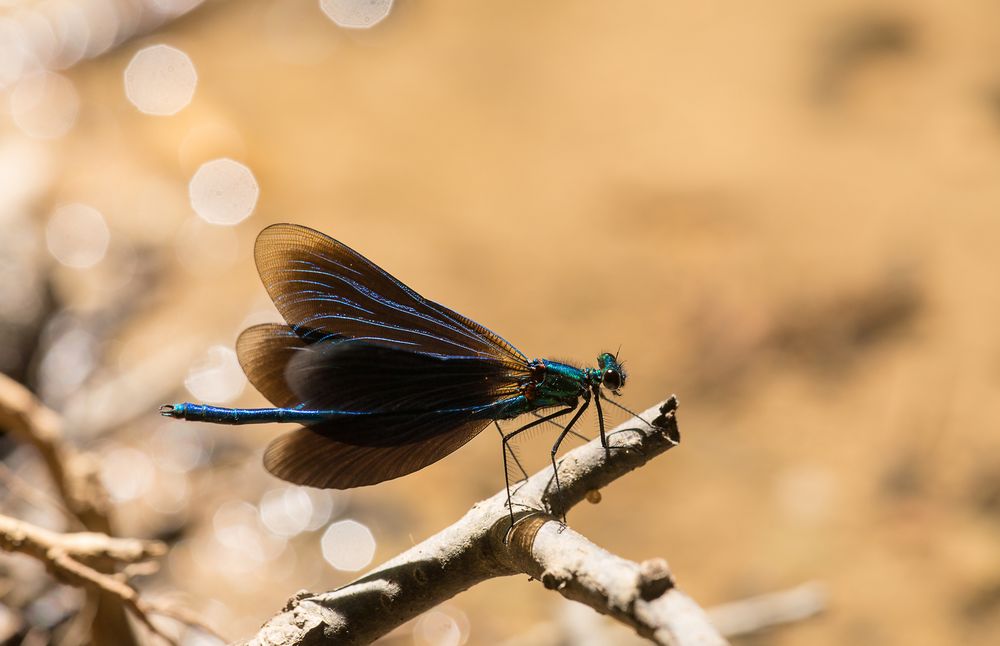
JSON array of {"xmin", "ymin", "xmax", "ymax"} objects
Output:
[
  {"xmin": 183, "ymin": 345, "xmax": 246, "ymax": 403},
  {"xmin": 188, "ymin": 158, "xmax": 259, "ymax": 225},
  {"xmin": 321, "ymin": 519, "xmax": 375, "ymax": 571},
  {"xmin": 10, "ymin": 71, "xmax": 79, "ymax": 139},
  {"xmin": 259, "ymin": 487, "xmax": 314, "ymax": 538},
  {"xmin": 213, "ymin": 500, "xmax": 259, "ymax": 549},
  {"xmin": 45, "ymin": 203, "xmax": 110, "ymax": 269},
  {"xmin": 124, "ymin": 44, "xmax": 197, "ymax": 115},
  {"xmin": 304, "ymin": 489, "xmax": 344, "ymax": 531},
  {"xmin": 414, "ymin": 610, "xmax": 467, "ymax": 646},
  {"xmin": 151, "ymin": 423, "xmax": 211, "ymax": 473},
  {"xmin": 100, "ymin": 446, "xmax": 155, "ymax": 503},
  {"xmin": 319, "ymin": 0, "xmax": 393, "ymax": 29}
]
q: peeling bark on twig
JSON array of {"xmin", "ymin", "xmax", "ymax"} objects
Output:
[{"xmin": 500, "ymin": 516, "xmax": 723, "ymax": 646}]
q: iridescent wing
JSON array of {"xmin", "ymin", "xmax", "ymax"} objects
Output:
[
  {"xmin": 236, "ymin": 331, "xmax": 526, "ymax": 488},
  {"xmin": 236, "ymin": 323, "xmax": 526, "ymax": 414},
  {"xmin": 236, "ymin": 224, "xmax": 537, "ymax": 488},
  {"xmin": 254, "ymin": 223, "xmax": 528, "ymax": 366},
  {"xmin": 263, "ymin": 415, "xmax": 492, "ymax": 488},
  {"xmin": 235, "ymin": 323, "xmax": 304, "ymax": 408}
]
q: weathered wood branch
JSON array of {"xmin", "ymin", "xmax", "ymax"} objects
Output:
[{"xmin": 243, "ymin": 396, "xmax": 728, "ymax": 646}]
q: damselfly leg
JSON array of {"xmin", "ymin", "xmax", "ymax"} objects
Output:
[
  {"xmin": 495, "ymin": 420, "xmax": 529, "ymax": 484},
  {"xmin": 530, "ymin": 410, "xmax": 591, "ymax": 442},
  {"xmin": 547, "ymin": 395, "xmax": 591, "ymax": 524},
  {"xmin": 500, "ymin": 406, "xmax": 576, "ymax": 531},
  {"xmin": 599, "ymin": 392, "xmax": 659, "ymax": 448}
]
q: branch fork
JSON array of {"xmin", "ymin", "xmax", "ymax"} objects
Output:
[{"xmin": 244, "ymin": 396, "xmax": 728, "ymax": 646}]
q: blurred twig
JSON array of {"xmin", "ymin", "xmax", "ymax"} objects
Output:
[
  {"xmin": 0, "ymin": 512, "xmax": 215, "ymax": 645},
  {"xmin": 0, "ymin": 512, "xmax": 164, "ymax": 570},
  {"xmin": 242, "ymin": 397, "xmax": 728, "ymax": 646},
  {"xmin": 0, "ymin": 0, "xmax": 210, "ymax": 90},
  {"xmin": 0, "ymin": 462, "xmax": 79, "ymax": 528},
  {"xmin": 0, "ymin": 372, "xmax": 217, "ymax": 645},
  {"xmin": 708, "ymin": 581, "xmax": 827, "ymax": 638},
  {"xmin": 0, "ymin": 371, "xmax": 135, "ymax": 644},
  {"xmin": 0, "ymin": 373, "xmax": 109, "ymax": 532}
]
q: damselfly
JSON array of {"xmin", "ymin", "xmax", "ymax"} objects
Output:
[{"xmin": 162, "ymin": 224, "xmax": 638, "ymax": 523}]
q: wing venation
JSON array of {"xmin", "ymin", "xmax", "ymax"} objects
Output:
[{"xmin": 254, "ymin": 224, "xmax": 527, "ymax": 367}]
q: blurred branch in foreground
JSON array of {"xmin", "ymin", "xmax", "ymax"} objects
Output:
[
  {"xmin": 709, "ymin": 581, "xmax": 827, "ymax": 639},
  {"xmin": 0, "ymin": 372, "xmax": 215, "ymax": 645},
  {"xmin": 0, "ymin": 511, "xmax": 222, "ymax": 645},
  {"xmin": 0, "ymin": 0, "xmax": 210, "ymax": 90},
  {"xmin": 0, "ymin": 513, "xmax": 169, "ymax": 639},
  {"xmin": 242, "ymin": 397, "xmax": 729, "ymax": 646},
  {"xmin": 0, "ymin": 372, "xmax": 108, "ymax": 531}
]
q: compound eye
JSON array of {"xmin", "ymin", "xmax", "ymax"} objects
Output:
[{"xmin": 603, "ymin": 369, "xmax": 622, "ymax": 391}]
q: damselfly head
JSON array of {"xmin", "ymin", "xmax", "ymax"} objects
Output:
[{"xmin": 597, "ymin": 352, "xmax": 626, "ymax": 394}]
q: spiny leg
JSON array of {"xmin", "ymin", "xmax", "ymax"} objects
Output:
[
  {"xmin": 599, "ymin": 392, "xmax": 657, "ymax": 430},
  {"xmin": 599, "ymin": 393, "xmax": 659, "ymax": 451},
  {"xmin": 501, "ymin": 410, "xmax": 589, "ymax": 525},
  {"xmin": 594, "ymin": 387, "xmax": 608, "ymax": 449},
  {"xmin": 501, "ymin": 406, "xmax": 576, "ymax": 531},
  {"xmin": 495, "ymin": 420, "xmax": 528, "ymax": 484},
  {"xmin": 529, "ymin": 410, "xmax": 591, "ymax": 443},
  {"xmin": 593, "ymin": 389, "xmax": 634, "ymax": 453},
  {"xmin": 549, "ymin": 397, "xmax": 591, "ymax": 524},
  {"xmin": 503, "ymin": 413, "xmax": 589, "ymax": 502}
]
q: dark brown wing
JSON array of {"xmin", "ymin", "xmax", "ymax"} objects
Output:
[
  {"xmin": 263, "ymin": 416, "xmax": 491, "ymax": 488},
  {"xmin": 240, "ymin": 224, "xmax": 537, "ymax": 488},
  {"xmin": 254, "ymin": 223, "xmax": 527, "ymax": 367},
  {"xmin": 235, "ymin": 323, "xmax": 306, "ymax": 408},
  {"xmin": 237, "ymin": 326, "xmax": 529, "ymax": 488},
  {"xmin": 237, "ymin": 325, "xmax": 527, "ymax": 415}
]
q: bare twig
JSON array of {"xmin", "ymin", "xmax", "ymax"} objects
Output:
[
  {"xmin": 502, "ymin": 516, "xmax": 723, "ymax": 645},
  {"xmin": 242, "ymin": 396, "xmax": 728, "ymax": 646},
  {"xmin": 708, "ymin": 581, "xmax": 827, "ymax": 638}
]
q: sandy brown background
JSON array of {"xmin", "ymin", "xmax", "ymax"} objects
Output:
[{"xmin": 3, "ymin": 1, "xmax": 1000, "ymax": 644}]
